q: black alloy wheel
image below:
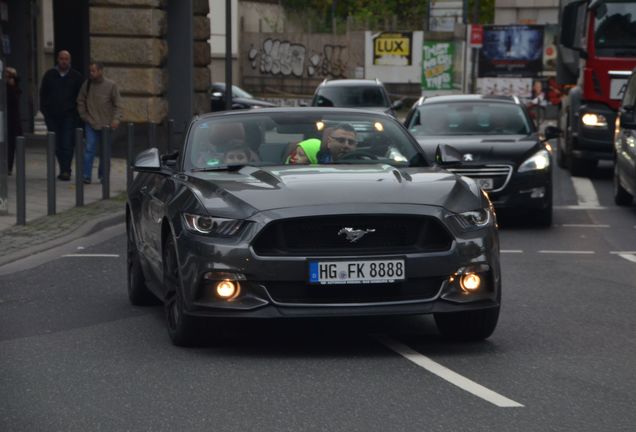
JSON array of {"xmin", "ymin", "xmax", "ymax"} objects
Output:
[
  {"xmin": 434, "ymin": 307, "xmax": 500, "ymax": 341},
  {"xmin": 534, "ymin": 200, "xmax": 553, "ymax": 227},
  {"xmin": 163, "ymin": 235, "xmax": 198, "ymax": 346},
  {"xmin": 127, "ymin": 217, "xmax": 158, "ymax": 306}
]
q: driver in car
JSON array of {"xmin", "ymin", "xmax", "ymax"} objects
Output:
[{"xmin": 317, "ymin": 123, "xmax": 358, "ymax": 163}]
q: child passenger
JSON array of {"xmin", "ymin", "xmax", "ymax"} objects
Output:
[{"xmin": 286, "ymin": 138, "xmax": 321, "ymax": 164}]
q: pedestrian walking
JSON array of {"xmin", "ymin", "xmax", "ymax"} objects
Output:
[
  {"xmin": 5, "ymin": 66, "xmax": 22, "ymax": 175},
  {"xmin": 39, "ymin": 50, "xmax": 84, "ymax": 181},
  {"xmin": 76, "ymin": 62, "xmax": 122, "ymax": 184}
]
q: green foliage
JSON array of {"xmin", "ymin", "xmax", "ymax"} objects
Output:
[{"xmin": 281, "ymin": 0, "xmax": 494, "ymax": 27}]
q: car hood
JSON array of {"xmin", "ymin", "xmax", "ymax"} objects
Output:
[
  {"xmin": 186, "ymin": 164, "xmax": 481, "ymax": 218},
  {"xmin": 415, "ymin": 135, "xmax": 542, "ymax": 165}
]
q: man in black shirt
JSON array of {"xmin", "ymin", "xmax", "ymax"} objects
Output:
[{"xmin": 39, "ymin": 50, "xmax": 83, "ymax": 181}]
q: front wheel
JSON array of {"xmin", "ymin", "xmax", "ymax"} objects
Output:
[
  {"xmin": 127, "ymin": 220, "xmax": 157, "ymax": 306},
  {"xmin": 434, "ymin": 307, "xmax": 500, "ymax": 341},
  {"xmin": 163, "ymin": 236, "xmax": 198, "ymax": 346}
]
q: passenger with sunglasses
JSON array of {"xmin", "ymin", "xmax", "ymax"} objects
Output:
[{"xmin": 317, "ymin": 123, "xmax": 358, "ymax": 163}]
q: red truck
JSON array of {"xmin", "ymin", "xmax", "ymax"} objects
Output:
[{"xmin": 557, "ymin": 0, "xmax": 636, "ymax": 176}]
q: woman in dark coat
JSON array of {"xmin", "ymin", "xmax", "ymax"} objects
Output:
[{"xmin": 6, "ymin": 66, "xmax": 23, "ymax": 175}]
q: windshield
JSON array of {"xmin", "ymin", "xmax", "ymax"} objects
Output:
[
  {"xmin": 594, "ymin": 1, "xmax": 636, "ymax": 56},
  {"xmin": 184, "ymin": 111, "xmax": 425, "ymax": 170},
  {"xmin": 406, "ymin": 102, "xmax": 533, "ymax": 137},
  {"xmin": 314, "ymin": 86, "xmax": 390, "ymax": 108}
]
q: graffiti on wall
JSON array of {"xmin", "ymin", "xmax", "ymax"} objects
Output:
[{"xmin": 248, "ymin": 38, "xmax": 348, "ymax": 78}]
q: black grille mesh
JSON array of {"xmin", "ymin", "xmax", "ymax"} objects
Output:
[{"xmin": 252, "ymin": 215, "xmax": 452, "ymax": 256}]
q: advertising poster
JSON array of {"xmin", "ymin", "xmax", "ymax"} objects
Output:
[
  {"xmin": 477, "ymin": 77, "xmax": 532, "ymax": 98},
  {"xmin": 422, "ymin": 42, "xmax": 454, "ymax": 90},
  {"xmin": 373, "ymin": 32, "xmax": 412, "ymax": 66},
  {"xmin": 478, "ymin": 25, "xmax": 544, "ymax": 77}
]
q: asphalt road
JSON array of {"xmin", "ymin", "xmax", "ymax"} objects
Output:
[{"xmin": 1, "ymin": 163, "xmax": 635, "ymax": 432}]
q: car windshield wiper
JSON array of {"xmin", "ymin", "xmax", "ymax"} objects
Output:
[{"xmin": 191, "ymin": 164, "xmax": 249, "ymax": 172}]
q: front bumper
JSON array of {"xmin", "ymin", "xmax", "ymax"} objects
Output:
[
  {"xmin": 572, "ymin": 104, "xmax": 616, "ymax": 161},
  {"xmin": 173, "ymin": 204, "xmax": 501, "ymax": 318},
  {"xmin": 485, "ymin": 169, "xmax": 551, "ymax": 211}
]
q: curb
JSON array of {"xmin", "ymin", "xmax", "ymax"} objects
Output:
[{"xmin": 0, "ymin": 209, "xmax": 125, "ymax": 268}]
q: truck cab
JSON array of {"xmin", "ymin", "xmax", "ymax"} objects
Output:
[{"xmin": 557, "ymin": 0, "xmax": 636, "ymax": 176}]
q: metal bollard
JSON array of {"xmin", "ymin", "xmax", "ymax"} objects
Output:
[
  {"xmin": 167, "ymin": 118, "xmax": 175, "ymax": 153},
  {"xmin": 127, "ymin": 123, "xmax": 135, "ymax": 190},
  {"xmin": 102, "ymin": 127, "xmax": 111, "ymax": 200},
  {"xmin": 47, "ymin": 132, "xmax": 56, "ymax": 215},
  {"xmin": 148, "ymin": 122, "xmax": 157, "ymax": 149},
  {"xmin": 15, "ymin": 137, "xmax": 26, "ymax": 225},
  {"xmin": 75, "ymin": 128, "xmax": 84, "ymax": 207}
]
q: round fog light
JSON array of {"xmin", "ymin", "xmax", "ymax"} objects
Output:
[
  {"xmin": 215, "ymin": 280, "xmax": 239, "ymax": 300},
  {"xmin": 460, "ymin": 273, "xmax": 481, "ymax": 292}
]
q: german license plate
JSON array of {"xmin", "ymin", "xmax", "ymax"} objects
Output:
[
  {"xmin": 309, "ymin": 259, "xmax": 405, "ymax": 284},
  {"xmin": 476, "ymin": 178, "xmax": 494, "ymax": 190},
  {"xmin": 610, "ymin": 79, "xmax": 628, "ymax": 100}
]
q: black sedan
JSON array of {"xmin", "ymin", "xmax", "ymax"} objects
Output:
[
  {"xmin": 127, "ymin": 108, "xmax": 501, "ymax": 346},
  {"xmin": 209, "ymin": 82, "xmax": 276, "ymax": 112},
  {"xmin": 404, "ymin": 95, "xmax": 560, "ymax": 226}
]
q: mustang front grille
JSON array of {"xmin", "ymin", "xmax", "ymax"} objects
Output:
[{"xmin": 252, "ymin": 215, "xmax": 453, "ymax": 256}]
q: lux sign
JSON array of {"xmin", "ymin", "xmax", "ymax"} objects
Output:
[{"xmin": 373, "ymin": 32, "xmax": 413, "ymax": 66}]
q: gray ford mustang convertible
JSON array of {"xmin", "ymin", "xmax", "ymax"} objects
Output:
[{"xmin": 126, "ymin": 108, "xmax": 501, "ymax": 346}]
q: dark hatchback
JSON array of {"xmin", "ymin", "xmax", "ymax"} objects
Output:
[
  {"xmin": 209, "ymin": 82, "xmax": 276, "ymax": 112},
  {"xmin": 310, "ymin": 79, "xmax": 403, "ymax": 117},
  {"xmin": 404, "ymin": 95, "xmax": 560, "ymax": 226},
  {"xmin": 613, "ymin": 68, "xmax": 636, "ymax": 206},
  {"xmin": 126, "ymin": 108, "xmax": 501, "ymax": 346}
]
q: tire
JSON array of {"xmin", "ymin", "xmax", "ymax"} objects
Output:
[
  {"xmin": 556, "ymin": 136, "xmax": 567, "ymax": 168},
  {"xmin": 163, "ymin": 235, "xmax": 198, "ymax": 347},
  {"xmin": 127, "ymin": 220, "xmax": 157, "ymax": 306},
  {"xmin": 534, "ymin": 201, "xmax": 553, "ymax": 227},
  {"xmin": 614, "ymin": 165, "xmax": 633, "ymax": 206},
  {"xmin": 434, "ymin": 307, "xmax": 500, "ymax": 341}
]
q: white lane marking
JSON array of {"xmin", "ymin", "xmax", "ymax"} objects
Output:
[
  {"xmin": 62, "ymin": 254, "xmax": 120, "ymax": 258},
  {"xmin": 501, "ymin": 250, "xmax": 524, "ymax": 253},
  {"xmin": 616, "ymin": 253, "xmax": 636, "ymax": 264},
  {"xmin": 376, "ymin": 335, "xmax": 524, "ymax": 408},
  {"xmin": 570, "ymin": 177, "xmax": 601, "ymax": 207},
  {"xmin": 554, "ymin": 205, "xmax": 608, "ymax": 210},
  {"xmin": 560, "ymin": 224, "xmax": 610, "ymax": 228},
  {"xmin": 610, "ymin": 251, "xmax": 636, "ymax": 254},
  {"xmin": 538, "ymin": 250, "xmax": 595, "ymax": 254}
]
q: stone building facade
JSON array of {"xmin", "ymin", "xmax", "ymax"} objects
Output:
[{"xmin": 89, "ymin": 0, "xmax": 211, "ymax": 124}]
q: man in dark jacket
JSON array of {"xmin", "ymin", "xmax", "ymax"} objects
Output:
[{"xmin": 39, "ymin": 50, "xmax": 83, "ymax": 181}]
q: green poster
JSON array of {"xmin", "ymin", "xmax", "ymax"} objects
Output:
[{"xmin": 422, "ymin": 42, "xmax": 454, "ymax": 90}]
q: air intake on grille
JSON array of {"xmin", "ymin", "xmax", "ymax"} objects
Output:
[
  {"xmin": 252, "ymin": 215, "xmax": 453, "ymax": 256},
  {"xmin": 447, "ymin": 164, "xmax": 512, "ymax": 192}
]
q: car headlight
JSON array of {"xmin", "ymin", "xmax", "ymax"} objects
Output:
[
  {"xmin": 518, "ymin": 149, "xmax": 550, "ymax": 172},
  {"xmin": 581, "ymin": 113, "xmax": 608, "ymax": 128},
  {"xmin": 447, "ymin": 208, "xmax": 492, "ymax": 231},
  {"xmin": 183, "ymin": 213, "xmax": 245, "ymax": 236}
]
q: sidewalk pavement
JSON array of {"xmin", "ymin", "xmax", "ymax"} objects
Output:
[{"xmin": 0, "ymin": 142, "xmax": 127, "ymax": 267}]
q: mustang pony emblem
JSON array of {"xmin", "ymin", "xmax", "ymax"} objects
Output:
[{"xmin": 338, "ymin": 227, "xmax": 376, "ymax": 243}]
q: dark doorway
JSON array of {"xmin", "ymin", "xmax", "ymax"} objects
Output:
[{"xmin": 53, "ymin": 0, "xmax": 89, "ymax": 76}]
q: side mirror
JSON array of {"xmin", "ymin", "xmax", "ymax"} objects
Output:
[
  {"xmin": 619, "ymin": 108, "xmax": 636, "ymax": 129},
  {"xmin": 133, "ymin": 147, "xmax": 161, "ymax": 171},
  {"xmin": 435, "ymin": 144, "xmax": 463, "ymax": 166},
  {"xmin": 543, "ymin": 125, "xmax": 562, "ymax": 141},
  {"xmin": 560, "ymin": 1, "xmax": 587, "ymax": 54},
  {"xmin": 211, "ymin": 91, "xmax": 223, "ymax": 99},
  {"xmin": 391, "ymin": 100, "xmax": 404, "ymax": 110}
]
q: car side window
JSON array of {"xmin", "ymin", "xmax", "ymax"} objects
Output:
[{"xmin": 623, "ymin": 74, "xmax": 636, "ymax": 108}]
